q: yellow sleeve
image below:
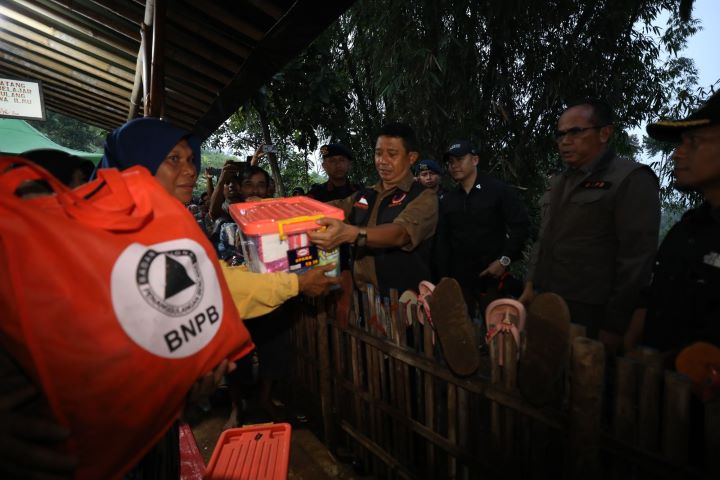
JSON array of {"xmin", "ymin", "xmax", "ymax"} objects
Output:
[{"xmin": 219, "ymin": 263, "xmax": 299, "ymax": 319}]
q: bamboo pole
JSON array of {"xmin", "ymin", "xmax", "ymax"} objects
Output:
[
  {"xmin": 567, "ymin": 337, "xmax": 604, "ymax": 479},
  {"xmin": 146, "ymin": 0, "xmax": 165, "ymax": 117}
]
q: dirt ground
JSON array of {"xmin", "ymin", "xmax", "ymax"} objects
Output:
[{"xmin": 185, "ymin": 395, "xmax": 372, "ymax": 479}]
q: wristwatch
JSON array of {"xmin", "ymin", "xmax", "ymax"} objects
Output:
[
  {"xmin": 499, "ymin": 256, "xmax": 511, "ymax": 267},
  {"xmin": 355, "ymin": 227, "xmax": 368, "ymax": 248}
]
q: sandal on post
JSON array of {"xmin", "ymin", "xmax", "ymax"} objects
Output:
[
  {"xmin": 484, "ymin": 298, "xmax": 526, "ymax": 366},
  {"xmin": 426, "ymin": 277, "xmax": 480, "ymax": 376},
  {"xmin": 517, "ymin": 292, "xmax": 571, "ymax": 406},
  {"xmin": 399, "ymin": 289, "xmax": 418, "ymax": 327}
]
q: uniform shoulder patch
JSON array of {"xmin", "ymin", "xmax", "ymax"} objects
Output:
[{"xmin": 581, "ymin": 180, "xmax": 612, "ymax": 189}]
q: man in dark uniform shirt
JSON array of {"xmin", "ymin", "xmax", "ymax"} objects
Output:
[
  {"xmin": 627, "ymin": 92, "xmax": 720, "ymax": 353},
  {"xmin": 435, "ymin": 140, "xmax": 530, "ymax": 316},
  {"xmin": 307, "ymin": 143, "xmax": 360, "ymax": 202}
]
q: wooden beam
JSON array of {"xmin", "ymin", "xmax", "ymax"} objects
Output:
[
  {"xmin": 43, "ymin": 95, "xmax": 126, "ymax": 128},
  {"xmin": 87, "ymin": 0, "xmax": 144, "ymax": 25},
  {"xmin": 164, "ymin": 96, "xmax": 204, "ymax": 119},
  {"xmin": 247, "ymin": 0, "xmax": 284, "ymax": 20},
  {"xmin": 167, "ymin": 5, "xmax": 254, "ymax": 58},
  {"xmin": 185, "ymin": 2, "xmax": 265, "ymax": 42},
  {"xmin": 44, "ymin": 98, "xmax": 123, "ymax": 130},
  {"xmin": 0, "ymin": 32, "xmax": 134, "ymax": 90},
  {"xmin": 0, "ymin": 43, "xmax": 130, "ymax": 98},
  {"xmin": 164, "ymin": 63, "xmax": 224, "ymax": 97},
  {"xmin": 147, "ymin": 0, "xmax": 165, "ymax": 117},
  {"xmin": 42, "ymin": 83, "xmax": 128, "ymax": 117},
  {"xmin": 164, "ymin": 88, "xmax": 209, "ymax": 115},
  {"xmin": 9, "ymin": 0, "xmax": 137, "ymax": 57},
  {"xmin": 0, "ymin": 17, "xmax": 134, "ymax": 81},
  {"xmin": 0, "ymin": 3, "xmax": 135, "ymax": 67},
  {"xmin": 164, "ymin": 79, "xmax": 214, "ymax": 108},
  {"xmin": 0, "ymin": 57, "xmax": 128, "ymax": 105},
  {"xmin": 46, "ymin": 0, "xmax": 140, "ymax": 42}
]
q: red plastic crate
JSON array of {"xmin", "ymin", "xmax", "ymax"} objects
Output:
[{"xmin": 204, "ymin": 423, "xmax": 292, "ymax": 480}]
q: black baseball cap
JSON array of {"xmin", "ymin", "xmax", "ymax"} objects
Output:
[
  {"xmin": 647, "ymin": 91, "xmax": 720, "ymax": 142},
  {"xmin": 443, "ymin": 140, "xmax": 478, "ymax": 161},
  {"xmin": 320, "ymin": 143, "xmax": 353, "ymax": 160}
]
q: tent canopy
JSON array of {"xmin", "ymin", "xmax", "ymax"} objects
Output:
[{"xmin": 0, "ymin": 118, "xmax": 103, "ymax": 162}]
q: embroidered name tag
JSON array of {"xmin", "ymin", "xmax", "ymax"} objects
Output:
[
  {"xmin": 581, "ymin": 180, "xmax": 611, "ymax": 189},
  {"xmin": 703, "ymin": 251, "xmax": 720, "ymax": 269},
  {"xmin": 353, "ymin": 196, "xmax": 369, "ymax": 209},
  {"xmin": 389, "ymin": 192, "xmax": 407, "ymax": 207}
]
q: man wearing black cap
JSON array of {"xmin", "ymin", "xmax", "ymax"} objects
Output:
[
  {"xmin": 307, "ymin": 143, "xmax": 360, "ymax": 202},
  {"xmin": 415, "ymin": 158, "xmax": 445, "ymax": 195},
  {"xmin": 521, "ymin": 99, "xmax": 660, "ymax": 350},
  {"xmin": 625, "ymin": 92, "xmax": 720, "ymax": 352},
  {"xmin": 436, "ymin": 140, "xmax": 530, "ymax": 316}
]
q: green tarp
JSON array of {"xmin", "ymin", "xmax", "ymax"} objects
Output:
[{"xmin": 0, "ymin": 118, "xmax": 102, "ymax": 163}]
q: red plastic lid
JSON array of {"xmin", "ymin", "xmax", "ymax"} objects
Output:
[
  {"xmin": 205, "ymin": 423, "xmax": 292, "ymax": 480},
  {"xmin": 228, "ymin": 196, "xmax": 345, "ymax": 237}
]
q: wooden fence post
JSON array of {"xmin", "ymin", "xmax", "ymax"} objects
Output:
[
  {"xmin": 662, "ymin": 371, "xmax": 690, "ymax": 466},
  {"xmin": 637, "ymin": 351, "xmax": 662, "ymax": 453},
  {"xmin": 568, "ymin": 337, "xmax": 605, "ymax": 479},
  {"xmin": 706, "ymin": 400, "xmax": 720, "ymax": 475},
  {"xmin": 316, "ymin": 298, "xmax": 336, "ymax": 450}
]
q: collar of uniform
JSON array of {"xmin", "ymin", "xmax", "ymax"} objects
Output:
[
  {"xmin": 326, "ymin": 180, "xmax": 349, "ymax": 192},
  {"xmin": 564, "ymin": 148, "xmax": 614, "ymax": 176},
  {"xmin": 372, "ymin": 171, "xmax": 415, "ymax": 193}
]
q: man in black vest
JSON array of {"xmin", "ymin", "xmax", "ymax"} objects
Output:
[
  {"xmin": 307, "ymin": 143, "xmax": 361, "ymax": 202},
  {"xmin": 520, "ymin": 99, "xmax": 660, "ymax": 351},
  {"xmin": 308, "ymin": 123, "xmax": 438, "ymax": 295}
]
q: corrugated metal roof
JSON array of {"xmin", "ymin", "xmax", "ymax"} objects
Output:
[{"xmin": 0, "ymin": 0, "xmax": 354, "ymax": 139}]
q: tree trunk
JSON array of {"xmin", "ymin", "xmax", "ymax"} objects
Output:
[{"xmin": 256, "ymin": 104, "xmax": 285, "ymax": 197}]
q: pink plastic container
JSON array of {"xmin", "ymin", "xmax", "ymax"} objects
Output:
[{"xmin": 204, "ymin": 423, "xmax": 292, "ymax": 480}]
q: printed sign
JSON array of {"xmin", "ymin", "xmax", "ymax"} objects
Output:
[{"xmin": 0, "ymin": 77, "xmax": 45, "ymax": 120}]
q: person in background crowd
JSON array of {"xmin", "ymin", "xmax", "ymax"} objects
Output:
[
  {"xmin": 415, "ymin": 158, "xmax": 445, "ymax": 196},
  {"xmin": 208, "ymin": 161, "xmax": 246, "ymax": 221},
  {"xmin": 520, "ymin": 99, "xmax": 660, "ymax": 352},
  {"xmin": 291, "ymin": 186, "xmax": 305, "ymax": 196},
  {"xmin": 308, "ymin": 123, "xmax": 438, "ymax": 296},
  {"xmin": 307, "ymin": 143, "xmax": 361, "ymax": 202},
  {"xmin": 208, "ymin": 165, "xmax": 246, "ymax": 263},
  {"xmin": 435, "ymin": 140, "xmax": 530, "ymax": 319},
  {"xmin": 240, "ymin": 165, "xmax": 270, "ymax": 201},
  {"xmin": 21, "ymin": 149, "xmax": 95, "ymax": 188},
  {"xmin": 624, "ymin": 91, "xmax": 720, "ymax": 355}
]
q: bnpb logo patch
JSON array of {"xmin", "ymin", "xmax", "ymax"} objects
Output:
[{"xmin": 111, "ymin": 239, "xmax": 223, "ymax": 358}]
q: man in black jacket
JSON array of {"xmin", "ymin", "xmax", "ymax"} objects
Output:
[
  {"xmin": 435, "ymin": 140, "xmax": 530, "ymax": 317},
  {"xmin": 626, "ymin": 91, "xmax": 720, "ymax": 353}
]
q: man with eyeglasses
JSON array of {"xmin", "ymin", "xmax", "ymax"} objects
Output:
[
  {"xmin": 435, "ymin": 140, "xmax": 530, "ymax": 318},
  {"xmin": 520, "ymin": 99, "xmax": 660, "ymax": 351}
]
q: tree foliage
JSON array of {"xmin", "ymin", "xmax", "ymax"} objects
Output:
[
  {"xmin": 208, "ymin": 0, "xmax": 715, "ymax": 208},
  {"xmin": 28, "ymin": 111, "xmax": 106, "ymax": 152}
]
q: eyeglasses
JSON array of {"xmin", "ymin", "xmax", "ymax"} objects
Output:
[{"xmin": 554, "ymin": 125, "xmax": 606, "ymax": 141}]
